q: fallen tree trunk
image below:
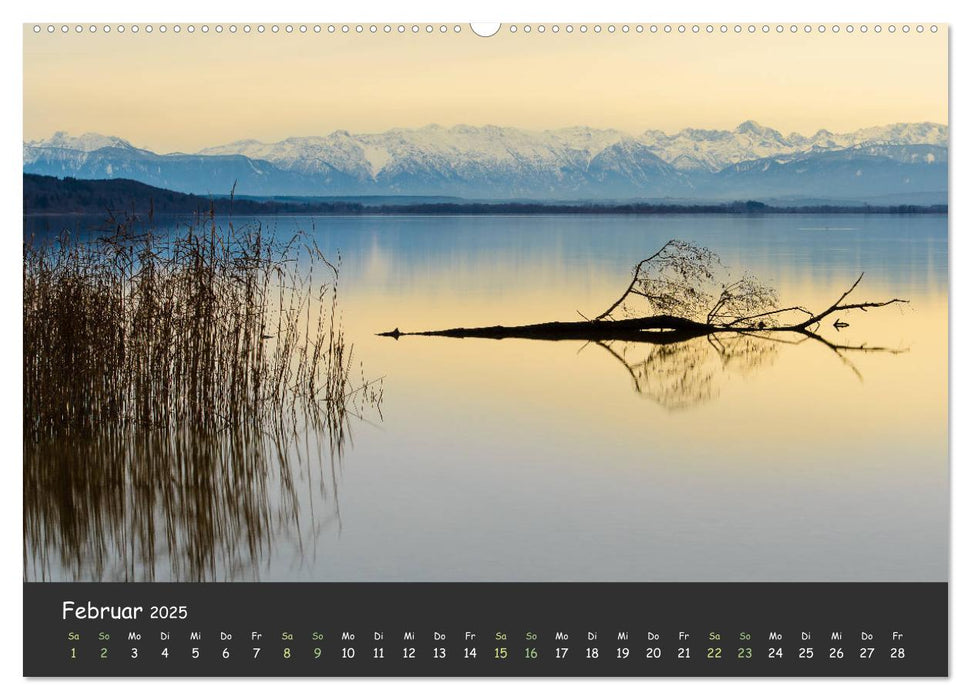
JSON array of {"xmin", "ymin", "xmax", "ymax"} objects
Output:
[
  {"xmin": 377, "ymin": 285, "xmax": 906, "ymax": 344},
  {"xmin": 378, "ymin": 241, "xmax": 907, "ymax": 346},
  {"xmin": 378, "ymin": 315, "xmax": 713, "ymax": 343}
]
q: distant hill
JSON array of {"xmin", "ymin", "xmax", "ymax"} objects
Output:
[
  {"xmin": 24, "ymin": 122, "xmax": 948, "ymax": 203},
  {"xmin": 23, "ymin": 174, "xmax": 946, "ymax": 217},
  {"xmin": 22, "ymin": 175, "xmax": 364, "ymax": 216}
]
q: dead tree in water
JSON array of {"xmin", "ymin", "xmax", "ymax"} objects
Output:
[{"xmin": 379, "ymin": 239, "xmax": 908, "ymax": 347}]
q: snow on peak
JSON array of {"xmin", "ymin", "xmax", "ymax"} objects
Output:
[
  {"xmin": 849, "ymin": 122, "xmax": 948, "ymax": 147},
  {"xmin": 29, "ymin": 131, "xmax": 134, "ymax": 152},
  {"xmin": 735, "ymin": 119, "xmax": 765, "ymax": 134}
]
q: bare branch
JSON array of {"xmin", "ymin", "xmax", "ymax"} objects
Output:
[
  {"xmin": 594, "ymin": 239, "xmax": 676, "ymax": 320},
  {"xmin": 725, "ymin": 305, "xmax": 815, "ymax": 326},
  {"xmin": 791, "ymin": 273, "xmax": 867, "ymax": 329}
]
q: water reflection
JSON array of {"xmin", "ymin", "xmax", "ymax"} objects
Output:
[
  {"xmin": 23, "ymin": 417, "xmax": 339, "ymax": 582},
  {"xmin": 590, "ymin": 330, "xmax": 907, "ymax": 409},
  {"xmin": 23, "ymin": 215, "xmax": 947, "ymax": 582},
  {"xmin": 593, "ymin": 334, "xmax": 779, "ymax": 409}
]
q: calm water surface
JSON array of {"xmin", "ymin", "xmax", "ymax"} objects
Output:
[{"xmin": 24, "ymin": 214, "xmax": 948, "ymax": 582}]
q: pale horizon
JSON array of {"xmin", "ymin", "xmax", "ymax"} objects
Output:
[{"xmin": 24, "ymin": 27, "xmax": 947, "ymax": 154}]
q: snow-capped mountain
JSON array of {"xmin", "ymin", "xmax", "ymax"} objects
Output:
[
  {"xmin": 23, "ymin": 140, "xmax": 328, "ymax": 196},
  {"xmin": 29, "ymin": 131, "xmax": 137, "ymax": 153},
  {"xmin": 197, "ymin": 121, "xmax": 947, "ymax": 177},
  {"xmin": 639, "ymin": 121, "xmax": 948, "ymax": 173},
  {"xmin": 24, "ymin": 121, "xmax": 948, "ymax": 201},
  {"xmin": 196, "ymin": 124, "xmax": 636, "ymax": 195},
  {"xmin": 641, "ymin": 121, "xmax": 793, "ymax": 172}
]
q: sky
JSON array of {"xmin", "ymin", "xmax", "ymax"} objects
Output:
[{"xmin": 23, "ymin": 24, "xmax": 948, "ymax": 153}]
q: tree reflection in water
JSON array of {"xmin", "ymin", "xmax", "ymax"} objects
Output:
[{"xmin": 591, "ymin": 330, "xmax": 903, "ymax": 410}]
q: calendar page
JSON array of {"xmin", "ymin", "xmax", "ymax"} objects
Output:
[{"xmin": 22, "ymin": 20, "xmax": 948, "ymax": 677}]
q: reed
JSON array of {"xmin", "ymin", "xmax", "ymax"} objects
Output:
[{"xmin": 23, "ymin": 209, "xmax": 381, "ymax": 441}]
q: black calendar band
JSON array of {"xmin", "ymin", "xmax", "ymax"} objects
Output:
[{"xmin": 24, "ymin": 582, "xmax": 947, "ymax": 677}]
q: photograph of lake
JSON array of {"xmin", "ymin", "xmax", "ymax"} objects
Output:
[{"xmin": 22, "ymin": 25, "xmax": 948, "ymax": 585}]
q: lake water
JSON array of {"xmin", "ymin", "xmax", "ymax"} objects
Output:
[{"xmin": 24, "ymin": 213, "xmax": 948, "ymax": 582}]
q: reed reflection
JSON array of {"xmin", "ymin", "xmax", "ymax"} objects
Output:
[{"xmin": 24, "ymin": 417, "xmax": 342, "ymax": 581}]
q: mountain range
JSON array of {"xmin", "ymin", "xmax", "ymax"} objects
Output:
[{"xmin": 23, "ymin": 121, "xmax": 948, "ymax": 202}]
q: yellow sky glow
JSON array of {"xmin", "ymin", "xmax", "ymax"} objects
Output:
[{"xmin": 23, "ymin": 26, "xmax": 948, "ymax": 153}]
